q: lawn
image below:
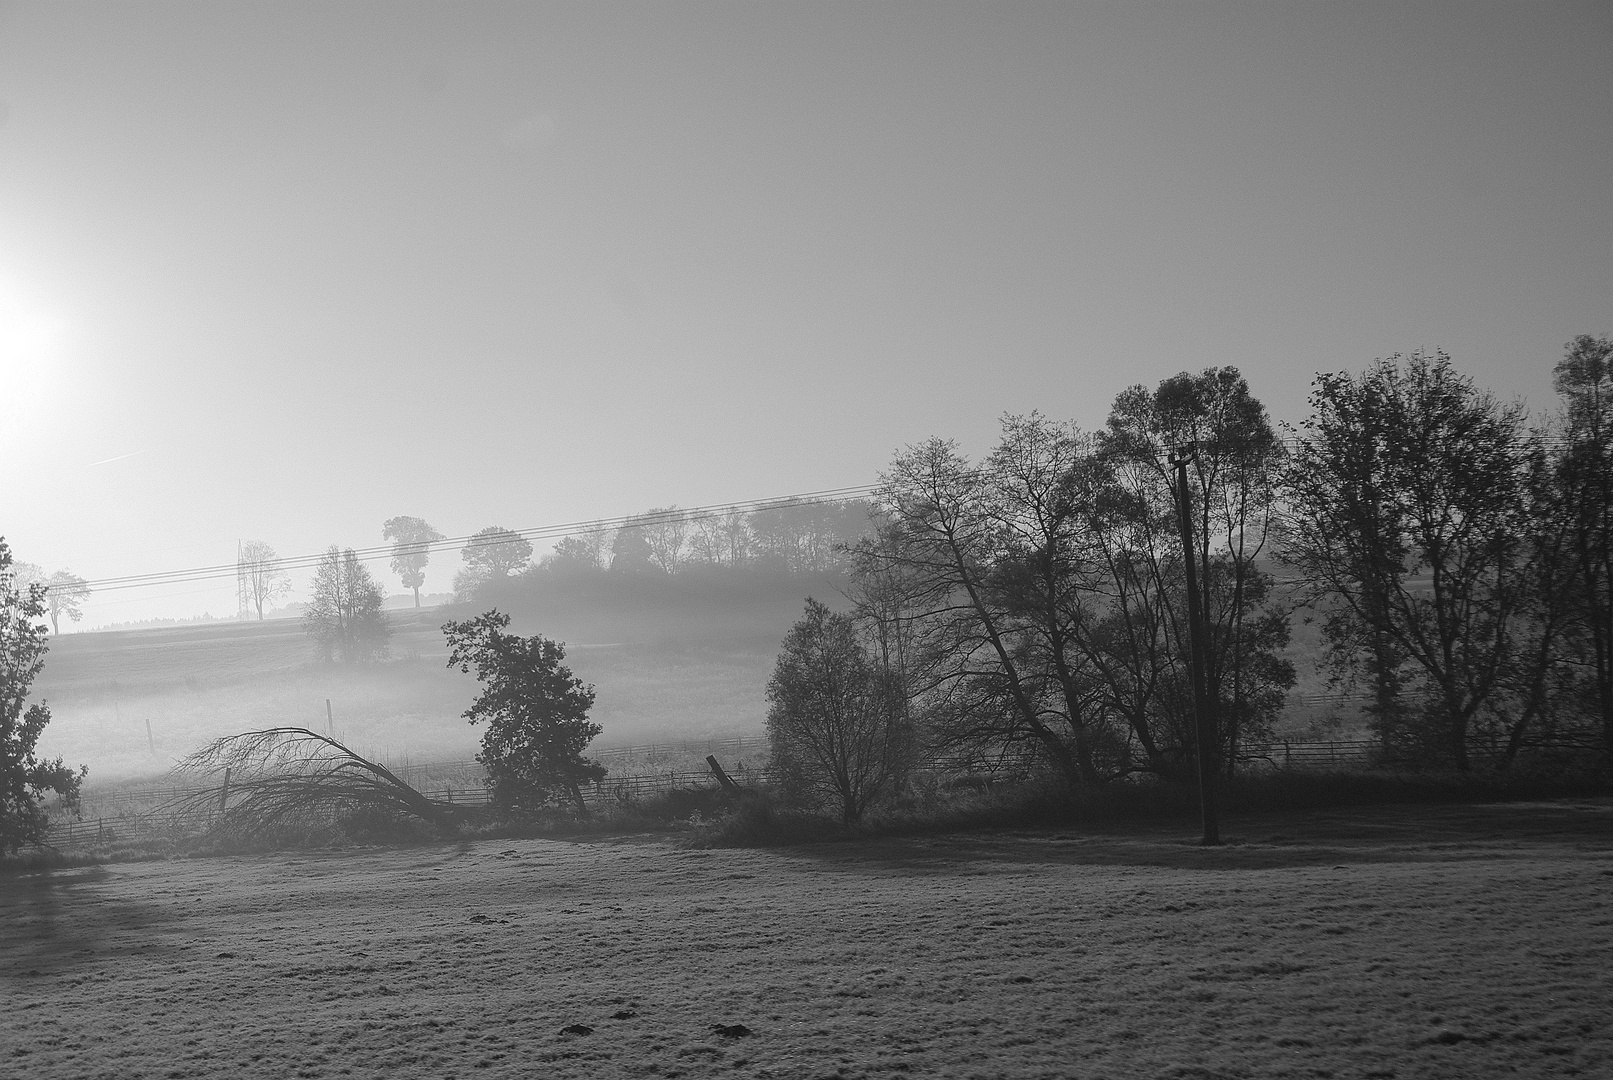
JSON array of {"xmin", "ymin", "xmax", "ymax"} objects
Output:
[{"xmin": 4, "ymin": 799, "xmax": 1610, "ymax": 1079}]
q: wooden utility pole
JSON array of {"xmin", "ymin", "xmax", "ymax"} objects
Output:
[{"xmin": 1170, "ymin": 444, "xmax": 1222, "ymax": 846}]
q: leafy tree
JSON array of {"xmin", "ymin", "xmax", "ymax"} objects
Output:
[
  {"xmin": 544, "ymin": 532, "xmax": 610, "ymax": 572},
  {"xmin": 609, "ymin": 521, "xmax": 655, "ymax": 572},
  {"xmin": 766, "ymin": 598, "xmax": 912, "ymax": 827},
  {"xmin": 238, "ymin": 540, "xmax": 289, "ymax": 620},
  {"xmin": 43, "ymin": 570, "xmax": 89, "ymax": 634},
  {"xmin": 303, "ymin": 547, "xmax": 390, "ymax": 662},
  {"xmin": 442, "ymin": 610, "xmax": 606, "ymax": 814},
  {"xmin": 1280, "ymin": 351, "xmax": 1531, "ymax": 770},
  {"xmin": 1096, "ymin": 368, "xmax": 1293, "ymax": 773},
  {"xmin": 456, "ymin": 526, "xmax": 533, "ymax": 597},
  {"xmin": 1, "ymin": 538, "xmax": 85, "ymax": 853},
  {"xmin": 383, "ymin": 516, "xmax": 445, "ymax": 607}
]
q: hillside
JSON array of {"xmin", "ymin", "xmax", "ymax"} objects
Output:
[{"xmin": 32, "ymin": 569, "xmax": 850, "ymax": 783}]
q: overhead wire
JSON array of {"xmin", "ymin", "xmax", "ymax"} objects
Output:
[{"xmin": 67, "ymin": 483, "xmax": 883, "ymax": 594}]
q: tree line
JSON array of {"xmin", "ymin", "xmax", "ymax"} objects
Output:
[{"xmin": 769, "ymin": 338, "xmax": 1613, "ymax": 825}]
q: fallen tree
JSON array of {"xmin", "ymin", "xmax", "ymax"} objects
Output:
[{"xmin": 175, "ymin": 727, "xmax": 458, "ymax": 844}]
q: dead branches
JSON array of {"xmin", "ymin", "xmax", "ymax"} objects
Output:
[{"xmin": 174, "ymin": 727, "xmax": 459, "ymax": 844}]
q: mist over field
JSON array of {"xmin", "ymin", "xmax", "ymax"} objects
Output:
[
  {"xmin": 5, "ymin": 6, "xmax": 1611, "ymax": 1079},
  {"xmin": 32, "ymin": 568, "xmax": 851, "ymax": 783}
]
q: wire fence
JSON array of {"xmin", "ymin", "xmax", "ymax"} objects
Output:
[{"xmin": 41, "ymin": 735, "xmax": 1393, "ymax": 849}]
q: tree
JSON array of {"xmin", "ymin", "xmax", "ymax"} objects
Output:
[
  {"xmin": 1096, "ymin": 368, "xmax": 1294, "ymax": 774},
  {"xmin": 609, "ymin": 521, "xmax": 655, "ymax": 572},
  {"xmin": 43, "ymin": 570, "xmax": 89, "ymax": 634},
  {"xmin": 1548, "ymin": 334, "xmax": 1613, "ymax": 762},
  {"xmin": 639, "ymin": 507, "xmax": 690, "ymax": 573},
  {"xmin": 544, "ymin": 531, "xmax": 610, "ymax": 572},
  {"xmin": 687, "ymin": 509, "xmax": 753, "ymax": 567},
  {"xmin": 457, "ymin": 526, "xmax": 533, "ymax": 597},
  {"xmin": 442, "ymin": 610, "xmax": 606, "ymax": 814},
  {"xmin": 383, "ymin": 516, "xmax": 445, "ymax": 608},
  {"xmin": 1280, "ymin": 351, "xmax": 1531, "ymax": 770},
  {"xmin": 238, "ymin": 540, "xmax": 289, "ymax": 620},
  {"xmin": 766, "ymin": 598, "xmax": 912, "ymax": 827},
  {"xmin": 2, "ymin": 538, "xmax": 85, "ymax": 854},
  {"xmin": 303, "ymin": 547, "xmax": 390, "ymax": 662}
]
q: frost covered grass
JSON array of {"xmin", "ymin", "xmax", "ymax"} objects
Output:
[{"xmin": 4, "ymin": 799, "xmax": 1610, "ymax": 1079}]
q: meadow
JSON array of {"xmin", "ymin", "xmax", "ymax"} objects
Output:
[
  {"xmin": 28, "ymin": 573, "xmax": 820, "ymax": 784},
  {"xmin": 4, "ymin": 799, "xmax": 1609, "ymax": 1079}
]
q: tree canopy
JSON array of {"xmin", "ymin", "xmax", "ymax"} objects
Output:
[
  {"xmin": 303, "ymin": 547, "xmax": 390, "ymax": 662},
  {"xmin": 1, "ymin": 538, "xmax": 85, "ymax": 853},
  {"xmin": 442, "ymin": 610, "xmax": 606, "ymax": 814}
]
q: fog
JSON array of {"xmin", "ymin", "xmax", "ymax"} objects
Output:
[{"xmin": 3, "ymin": 1, "xmax": 1608, "ymax": 633}]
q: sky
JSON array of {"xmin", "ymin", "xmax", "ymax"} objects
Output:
[{"xmin": 1, "ymin": 0, "xmax": 1609, "ymax": 626}]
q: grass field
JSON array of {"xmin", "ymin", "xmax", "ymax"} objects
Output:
[
  {"xmin": 31, "ymin": 603, "xmax": 783, "ymax": 784},
  {"xmin": 4, "ymin": 799, "xmax": 1609, "ymax": 1079}
]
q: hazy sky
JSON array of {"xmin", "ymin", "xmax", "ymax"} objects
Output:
[{"xmin": 2, "ymin": 1, "xmax": 1609, "ymax": 625}]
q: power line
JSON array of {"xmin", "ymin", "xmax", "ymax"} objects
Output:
[{"xmin": 70, "ymin": 484, "xmax": 882, "ymax": 594}]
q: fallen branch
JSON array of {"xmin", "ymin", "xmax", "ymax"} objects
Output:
[{"xmin": 173, "ymin": 727, "xmax": 461, "ymax": 842}]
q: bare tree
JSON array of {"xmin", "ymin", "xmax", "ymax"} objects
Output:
[
  {"xmin": 687, "ymin": 509, "xmax": 753, "ymax": 567},
  {"xmin": 238, "ymin": 540, "xmax": 289, "ymax": 620},
  {"xmin": 303, "ymin": 547, "xmax": 390, "ymax": 662},
  {"xmin": 767, "ymin": 598, "xmax": 912, "ymax": 826},
  {"xmin": 639, "ymin": 507, "xmax": 690, "ymax": 573}
]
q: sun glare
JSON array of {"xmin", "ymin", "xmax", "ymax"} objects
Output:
[{"xmin": 0, "ymin": 284, "xmax": 68, "ymax": 425}]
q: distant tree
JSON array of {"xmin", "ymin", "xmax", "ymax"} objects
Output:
[
  {"xmin": 303, "ymin": 547, "xmax": 390, "ymax": 662},
  {"xmin": 238, "ymin": 540, "xmax": 289, "ymax": 620},
  {"xmin": 457, "ymin": 526, "xmax": 533, "ymax": 598},
  {"xmin": 687, "ymin": 509, "xmax": 753, "ymax": 567},
  {"xmin": 442, "ymin": 610, "xmax": 606, "ymax": 814},
  {"xmin": 42, "ymin": 571, "xmax": 90, "ymax": 635},
  {"xmin": 383, "ymin": 516, "xmax": 446, "ymax": 608},
  {"xmin": 1, "ymin": 538, "xmax": 85, "ymax": 854},
  {"xmin": 766, "ymin": 598, "xmax": 913, "ymax": 827},
  {"xmin": 1549, "ymin": 333, "xmax": 1613, "ymax": 762},
  {"xmin": 639, "ymin": 507, "xmax": 691, "ymax": 573},
  {"xmin": 609, "ymin": 521, "xmax": 655, "ymax": 572},
  {"xmin": 545, "ymin": 531, "xmax": 609, "ymax": 572},
  {"xmin": 1280, "ymin": 351, "xmax": 1531, "ymax": 770}
]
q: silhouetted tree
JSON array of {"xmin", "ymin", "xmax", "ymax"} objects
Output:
[
  {"xmin": 456, "ymin": 526, "xmax": 533, "ymax": 598},
  {"xmin": 767, "ymin": 598, "xmax": 913, "ymax": 826},
  {"xmin": 303, "ymin": 547, "xmax": 390, "ymax": 662},
  {"xmin": 609, "ymin": 521, "xmax": 655, "ymax": 572},
  {"xmin": 42, "ymin": 570, "xmax": 89, "ymax": 634},
  {"xmin": 1, "ymin": 538, "xmax": 85, "ymax": 853},
  {"xmin": 544, "ymin": 531, "xmax": 610, "ymax": 572},
  {"xmin": 640, "ymin": 507, "xmax": 690, "ymax": 573},
  {"xmin": 1549, "ymin": 333, "xmax": 1613, "ymax": 762},
  {"xmin": 383, "ymin": 516, "xmax": 445, "ymax": 607},
  {"xmin": 239, "ymin": 540, "xmax": 289, "ymax": 620},
  {"xmin": 1096, "ymin": 368, "xmax": 1293, "ymax": 774},
  {"xmin": 442, "ymin": 610, "xmax": 606, "ymax": 814},
  {"xmin": 1281, "ymin": 351, "xmax": 1531, "ymax": 770}
]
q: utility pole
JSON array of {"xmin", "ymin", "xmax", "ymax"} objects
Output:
[{"xmin": 1169, "ymin": 443, "xmax": 1222, "ymax": 846}]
